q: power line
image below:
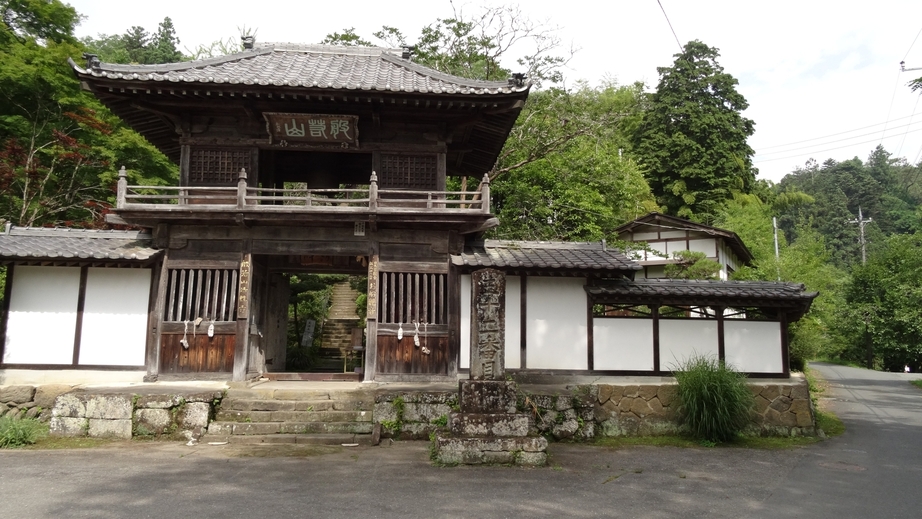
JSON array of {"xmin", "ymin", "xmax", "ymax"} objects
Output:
[
  {"xmin": 902, "ymin": 25, "xmax": 922, "ymax": 61},
  {"xmin": 757, "ymin": 112, "xmax": 922, "ymax": 150},
  {"xmin": 753, "ymin": 126, "xmax": 922, "ymax": 164},
  {"xmin": 896, "ymin": 95, "xmax": 921, "ymax": 157},
  {"xmin": 656, "ymin": 0, "xmax": 682, "ymax": 52},
  {"xmin": 757, "ymin": 119, "xmax": 922, "ymax": 157}
]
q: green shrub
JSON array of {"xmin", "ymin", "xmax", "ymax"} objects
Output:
[
  {"xmin": 0, "ymin": 416, "xmax": 48, "ymax": 448},
  {"xmin": 673, "ymin": 354, "xmax": 753, "ymax": 443}
]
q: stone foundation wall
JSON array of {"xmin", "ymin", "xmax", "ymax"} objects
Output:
[
  {"xmin": 374, "ymin": 390, "xmax": 457, "ymax": 440},
  {"xmin": 375, "ymin": 377, "xmax": 815, "ymax": 441},
  {"xmin": 0, "ymin": 384, "xmax": 74, "ymax": 421},
  {"xmin": 49, "ymin": 390, "xmax": 224, "ymax": 440}
]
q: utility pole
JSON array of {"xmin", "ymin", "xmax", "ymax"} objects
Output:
[
  {"xmin": 848, "ymin": 207, "xmax": 872, "ymax": 265},
  {"xmin": 772, "ymin": 217, "xmax": 781, "ymax": 281}
]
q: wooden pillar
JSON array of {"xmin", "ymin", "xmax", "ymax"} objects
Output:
[
  {"xmin": 780, "ymin": 313, "xmax": 790, "ymax": 377},
  {"xmin": 0, "ymin": 264, "xmax": 13, "ymax": 363},
  {"xmin": 519, "ymin": 276, "xmax": 527, "ymax": 369},
  {"xmin": 363, "ymin": 246, "xmax": 379, "ymax": 381},
  {"xmin": 71, "ymin": 267, "xmax": 89, "ymax": 366},
  {"xmin": 586, "ymin": 293, "xmax": 594, "ymax": 371},
  {"xmin": 652, "ymin": 305, "xmax": 661, "ymax": 373},
  {"xmin": 145, "ymin": 254, "xmax": 167, "ymax": 381},
  {"xmin": 716, "ymin": 306, "xmax": 726, "ymax": 362},
  {"xmin": 233, "ymin": 252, "xmax": 252, "ymax": 382}
]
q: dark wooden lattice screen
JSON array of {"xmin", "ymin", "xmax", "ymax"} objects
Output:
[
  {"xmin": 379, "ymin": 154, "xmax": 437, "ymax": 189},
  {"xmin": 378, "ymin": 272, "xmax": 447, "ymax": 325},
  {"xmin": 165, "ymin": 268, "xmax": 239, "ymax": 322},
  {"xmin": 190, "ymin": 148, "xmax": 252, "ymax": 185}
]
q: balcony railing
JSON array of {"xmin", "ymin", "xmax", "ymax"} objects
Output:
[{"xmin": 115, "ymin": 168, "xmax": 491, "ymax": 214}]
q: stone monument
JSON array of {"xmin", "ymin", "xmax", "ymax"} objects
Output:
[{"xmin": 434, "ymin": 268, "xmax": 547, "ymax": 466}]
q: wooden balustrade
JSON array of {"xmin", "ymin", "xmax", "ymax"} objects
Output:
[{"xmin": 115, "ymin": 168, "xmax": 491, "ymax": 214}]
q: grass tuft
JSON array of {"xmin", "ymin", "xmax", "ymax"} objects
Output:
[
  {"xmin": 672, "ymin": 354, "xmax": 753, "ymax": 444},
  {"xmin": 911, "ymin": 380, "xmax": 922, "ymax": 391},
  {"xmin": 0, "ymin": 416, "xmax": 49, "ymax": 448}
]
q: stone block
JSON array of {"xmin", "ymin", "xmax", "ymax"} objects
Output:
[
  {"xmin": 657, "ymin": 385, "xmax": 677, "ymax": 407},
  {"xmin": 760, "ymin": 385, "xmax": 781, "ymax": 402},
  {"xmin": 779, "ymin": 411, "xmax": 798, "ymax": 428},
  {"xmin": 516, "ymin": 451, "xmax": 547, "ymax": 466},
  {"xmin": 638, "ymin": 385, "xmax": 659, "ymax": 401},
  {"xmin": 552, "ymin": 419, "xmax": 579, "ymax": 439},
  {"xmin": 33, "ymin": 385, "xmax": 73, "ymax": 409},
  {"xmin": 647, "ymin": 397, "xmax": 665, "ymax": 416},
  {"xmin": 181, "ymin": 402, "xmax": 211, "ymax": 429},
  {"xmin": 450, "ymin": 413, "xmax": 529, "ymax": 437},
  {"xmin": 768, "ymin": 396, "xmax": 792, "ymax": 413},
  {"xmin": 52, "ymin": 393, "xmax": 86, "ymax": 418},
  {"xmin": 753, "ymin": 395, "xmax": 771, "ymax": 414},
  {"xmin": 630, "ymin": 397, "xmax": 653, "ymax": 417},
  {"xmin": 618, "ymin": 397, "xmax": 634, "ymax": 413},
  {"xmin": 135, "ymin": 395, "xmax": 184, "ymax": 409},
  {"xmin": 790, "ymin": 383, "xmax": 810, "ymax": 400},
  {"xmin": 555, "ymin": 395, "xmax": 574, "ymax": 411},
  {"xmin": 24, "ymin": 407, "xmax": 42, "ymax": 419},
  {"xmin": 134, "ymin": 409, "xmax": 172, "ymax": 435},
  {"xmin": 3, "ymin": 407, "xmax": 22, "ymax": 419},
  {"xmin": 782, "ymin": 386, "xmax": 792, "ymax": 397},
  {"xmin": 84, "ymin": 395, "xmax": 132, "ymax": 420},
  {"xmin": 88, "ymin": 419, "xmax": 132, "ymax": 439},
  {"xmin": 50, "ymin": 417, "xmax": 87, "ymax": 437},
  {"xmin": 459, "ymin": 380, "xmax": 517, "ymax": 414},
  {"xmin": 622, "ymin": 385, "xmax": 640, "ymax": 398},
  {"xmin": 481, "ymin": 451, "xmax": 514, "ymax": 465},
  {"xmin": 373, "ymin": 402, "xmax": 398, "ymax": 423},
  {"xmin": 597, "ymin": 384, "xmax": 613, "ymax": 404},
  {"xmin": 529, "ymin": 394, "xmax": 554, "ymax": 409},
  {"xmin": 795, "ymin": 409, "xmax": 814, "ymax": 428},
  {"xmin": 403, "ymin": 403, "xmax": 451, "ymax": 423},
  {"xmin": 0, "ymin": 385, "xmax": 35, "ymax": 404}
]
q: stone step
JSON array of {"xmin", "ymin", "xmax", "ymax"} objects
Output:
[
  {"xmin": 449, "ymin": 413, "xmax": 529, "ymax": 437},
  {"xmin": 201, "ymin": 433, "xmax": 371, "ymax": 445},
  {"xmin": 222, "ymin": 398, "xmax": 369, "ymax": 412},
  {"xmin": 215, "ymin": 409, "xmax": 371, "ymax": 423},
  {"xmin": 434, "ymin": 435, "xmax": 548, "ymax": 466},
  {"xmin": 225, "ymin": 388, "xmax": 373, "ymax": 401},
  {"xmin": 208, "ymin": 421, "xmax": 374, "ymax": 436}
]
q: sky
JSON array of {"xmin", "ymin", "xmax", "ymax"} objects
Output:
[{"xmin": 68, "ymin": 0, "xmax": 922, "ymax": 183}]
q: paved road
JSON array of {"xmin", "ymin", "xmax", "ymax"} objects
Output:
[
  {"xmin": 747, "ymin": 363, "xmax": 922, "ymax": 519},
  {"xmin": 0, "ymin": 364, "xmax": 919, "ymax": 519}
]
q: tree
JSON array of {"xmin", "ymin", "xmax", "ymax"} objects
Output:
[
  {"xmin": 1, "ymin": 0, "xmax": 79, "ymax": 45},
  {"xmin": 82, "ymin": 17, "xmax": 183, "ymax": 65},
  {"xmin": 663, "ymin": 250, "xmax": 720, "ymax": 279},
  {"xmin": 839, "ymin": 233, "xmax": 922, "ymax": 371},
  {"xmin": 633, "ymin": 40, "xmax": 756, "ymax": 222}
]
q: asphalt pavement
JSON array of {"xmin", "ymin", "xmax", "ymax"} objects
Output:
[{"xmin": 1, "ymin": 363, "xmax": 920, "ymax": 519}]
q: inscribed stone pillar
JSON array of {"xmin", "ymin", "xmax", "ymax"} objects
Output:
[{"xmin": 470, "ymin": 269, "xmax": 505, "ymax": 380}]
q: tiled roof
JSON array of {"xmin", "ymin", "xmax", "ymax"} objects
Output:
[
  {"xmin": 72, "ymin": 44, "xmax": 528, "ymax": 95},
  {"xmin": 585, "ymin": 279, "xmax": 817, "ymax": 319},
  {"xmin": 0, "ymin": 227, "xmax": 160, "ymax": 262},
  {"xmin": 452, "ymin": 240, "xmax": 641, "ymax": 273}
]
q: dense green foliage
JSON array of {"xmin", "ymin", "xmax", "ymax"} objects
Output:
[
  {"xmin": 672, "ymin": 354, "xmax": 754, "ymax": 443},
  {"xmin": 0, "ymin": 0, "xmax": 177, "ymax": 227},
  {"xmin": 0, "ymin": 416, "xmax": 48, "ymax": 447},
  {"xmin": 633, "ymin": 41, "xmax": 756, "ymax": 222},
  {"xmin": 82, "ymin": 17, "xmax": 183, "ymax": 64},
  {"xmin": 663, "ymin": 250, "xmax": 721, "ymax": 280}
]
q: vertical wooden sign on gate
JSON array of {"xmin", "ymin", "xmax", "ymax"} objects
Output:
[{"xmin": 237, "ymin": 254, "xmax": 252, "ymax": 319}]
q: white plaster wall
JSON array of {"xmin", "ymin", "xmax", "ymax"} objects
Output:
[
  {"xmin": 3, "ymin": 266, "xmax": 80, "ymax": 364},
  {"xmin": 725, "ymin": 321, "xmax": 784, "ymax": 373},
  {"xmin": 660, "ymin": 231, "xmax": 686, "ymax": 239},
  {"xmin": 526, "ymin": 277, "xmax": 588, "ymax": 370},
  {"xmin": 460, "ymin": 274, "xmax": 521, "ymax": 369},
  {"xmin": 631, "ymin": 232, "xmax": 658, "ymax": 241},
  {"xmin": 659, "ymin": 319, "xmax": 719, "ymax": 370},
  {"xmin": 0, "ymin": 369, "xmax": 146, "ymax": 385},
  {"xmin": 460, "ymin": 274, "xmax": 471, "ymax": 369},
  {"xmin": 78, "ymin": 268, "xmax": 151, "ymax": 366},
  {"xmin": 688, "ymin": 238, "xmax": 715, "ymax": 255},
  {"xmin": 593, "ymin": 319, "xmax": 654, "ymax": 370}
]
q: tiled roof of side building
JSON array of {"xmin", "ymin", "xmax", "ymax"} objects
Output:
[
  {"xmin": 70, "ymin": 43, "xmax": 530, "ymax": 95},
  {"xmin": 452, "ymin": 240, "xmax": 641, "ymax": 272},
  {"xmin": 0, "ymin": 227, "xmax": 161, "ymax": 262},
  {"xmin": 586, "ymin": 278, "xmax": 817, "ymax": 301}
]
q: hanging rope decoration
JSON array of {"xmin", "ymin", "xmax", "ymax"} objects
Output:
[
  {"xmin": 421, "ymin": 322, "xmax": 430, "ymax": 355},
  {"xmin": 413, "ymin": 321, "xmax": 420, "ymax": 347},
  {"xmin": 180, "ymin": 320, "xmax": 190, "ymax": 349}
]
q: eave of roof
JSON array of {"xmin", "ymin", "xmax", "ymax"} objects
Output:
[
  {"xmin": 615, "ymin": 212, "xmax": 754, "ymax": 264},
  {"xmin": 585, "ymin": 278, "xmax": 817, "ymax": 320},
  {"xmin": 70, "ymin": 43, "xmax": 530, "ymax": 96},
  {"xmin": 0, "ymin": 227, "xmax": 161, "ymax": 263},
  {"xmin": 452, "ymin": 240, "xmax": 640, "ymax": 274}
]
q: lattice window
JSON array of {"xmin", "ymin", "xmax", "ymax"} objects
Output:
[
  {"xmin": 378, "ymin": 272, "xmax": 447, "ymax": 325},
  {"xmin": 190, "ymin": 148, "xmax": 252, "ymax": 185},
  {"xmin": 164, "ymin": 268, "xmax": 239, "ymax": 322},
  {"xmin": 379, "ymin": 154, "xmax": 437, "ymax": 189}
]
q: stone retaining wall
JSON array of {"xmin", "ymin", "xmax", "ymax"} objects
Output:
[
  {"xmin": 49, "ymin": 390, "xmax": 224, "ymax": 440},
  {"xmin": 374, "ymin": 376, "xmax": 815, "ymax": 441},
  {"xmin": 0, "ymin": 384, "xmax": 74, "ymax": 421}
]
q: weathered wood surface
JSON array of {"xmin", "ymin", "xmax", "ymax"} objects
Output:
[
  {"xmin": 159, "ymin": 333, "xmax": 235, "ymax": 373},
  {"xmin": 375, "ymin": 335, "xmax": 450, "ymax": 375}
]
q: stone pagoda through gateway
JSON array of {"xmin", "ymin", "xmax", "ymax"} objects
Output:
[{"xmin": 434, "ymin": 268, "xmax": 547, "ymax": 466}]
